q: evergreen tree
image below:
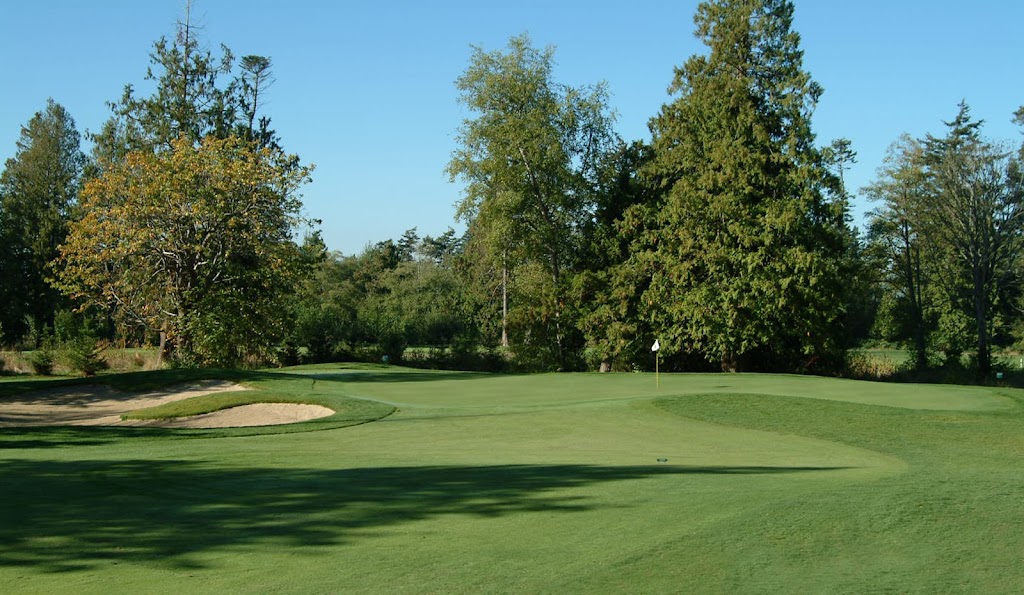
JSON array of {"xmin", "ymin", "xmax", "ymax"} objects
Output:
[
  {"xmin": 91, "ymin": 3, "xmax": 280, "ymax": 162},
  {"xmin": 921, "ymin": 103, "xmax": 1024, "ymax": 378},
  {"xmin": 236, "ymin": 55, "xmax": 277, "ymax": 148},
  {"xmin": 638, "ymin": 0, "xmax": 849, "ymax": 372},
  {"xmin": 0, "ymin": 99, "xmax": 85, "ymax": 344},
  {"xmin": 575, "ymin": 141, "xmax": 656, "ymax": 371},
  {"xmin": 92, "ymin": 7, "xmax": 235, "ymax": 160}
]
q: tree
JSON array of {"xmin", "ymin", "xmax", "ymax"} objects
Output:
[
  {"xmin": 92, "ymin": 5, "xmax": 235, "ymax": 161},
  {"xmin": 418, "ymin": 228, "xmax": 462, "ymax": 266},
  {"xmin": 864, "ymin": 135, "xmax": 932, "ymax": 369},
  {"xmin": 0, "ymin": 99, "xmax": 85, "ymax": 344},
  {"xmin": 638, "ymin": 0, "xmax": 849, "ymax": 372},
  {"xmin": 575, "ymin": 140, "xmax": 656, "ymax": 371},
  {"xmin": 396, "ymin": 227, "xmax": 420, "ymax": 262},
  {"xmin": 90, "ymin": 3, "xmax": 282, "ymax": 165},
  {"xmin": 55, "ymin": 136, "xmax": 314, "ymax": 367},
  {"xmin": 921, "ymin": 103, "xmax": 1024, "ymax": 378},
  {"xmin": 236, "ymin": 55, "xmax": 277, "ymax": 147},
  {"xmin": 447, "ymin": 33, "xmax": 616, "ymax": 369},
  {"xmin": 827, "ymin": 138, "xmax": 857, "ymax": 199}
]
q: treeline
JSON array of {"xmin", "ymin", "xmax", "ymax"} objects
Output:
[
  {"xmin": 0, "ymin": 5, "xmax": 316, "ymax": 370},
  {"xmin": 2, "ymin": 0, "xmax": 1023, "ymax": 379}
]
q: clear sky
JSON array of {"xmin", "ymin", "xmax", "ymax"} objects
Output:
[{"xmin": 3, "ymin": 1, "xmax": 1023, "ymax": 255}]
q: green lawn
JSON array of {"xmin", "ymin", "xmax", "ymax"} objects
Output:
[{"xmin": 2, "ymin": 365, "xmax": 1023, "ymax": 593}]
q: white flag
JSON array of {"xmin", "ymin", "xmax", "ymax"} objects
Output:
[{"xmin": 652, "ymin": 339, "xmax": 660, "ymax": 352}]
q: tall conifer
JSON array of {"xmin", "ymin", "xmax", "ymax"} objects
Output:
[{"xmin": 639, "ymin": 0, "xmax": 848, "ymax": 372}]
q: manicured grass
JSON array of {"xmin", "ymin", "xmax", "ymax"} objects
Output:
[{"xmin": 2, "ymin": 365, "xmax": 1024, "ymax": 593}]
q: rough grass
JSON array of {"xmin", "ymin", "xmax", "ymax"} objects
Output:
[
  {"xmin": 0, "ymin": 347, "xmax": 161, "ymax": 377},
  {"xmin": 2, "ymin": 365, "xmax": 1023, "ymax": 593}
]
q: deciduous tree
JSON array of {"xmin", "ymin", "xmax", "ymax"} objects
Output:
[
  {"xmin": 447, "ymin": 33, "xmax": 616, "ymax": 369},
  {"xmin": 55, "ymin": 136, "xmax": 314, "ymax": 367},
  {"xmin": 864, "ymin": 135, "xmax": 931, "ymax": 369}
]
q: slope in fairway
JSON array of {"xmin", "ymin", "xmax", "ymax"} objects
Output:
[{"xmin": 1, "ymin": 366, "xmax": 1022, "ymax": 593}]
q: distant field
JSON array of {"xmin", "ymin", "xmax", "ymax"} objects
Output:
[{"xmin": 2, "ymin": 365, "xmax": 1024, "ymax": 593}]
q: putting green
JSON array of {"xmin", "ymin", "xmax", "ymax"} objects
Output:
[
  {"xmin": 324, "ymin": 397, "xmax": 902, "ymax": 475},
  {"xmin": 310, "ymin": 367, "xmax": 1015, "ymax": 411}
]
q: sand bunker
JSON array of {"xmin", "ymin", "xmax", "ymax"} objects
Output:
[{"xmin": 0, "ymin": 380, "xmax": 334, "ymax": 428}]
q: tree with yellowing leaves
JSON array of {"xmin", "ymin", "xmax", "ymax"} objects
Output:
[{"xmin": 56, "ymin": 136, "xmax": 315, "ymax": 367}]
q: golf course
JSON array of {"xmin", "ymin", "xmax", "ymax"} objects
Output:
[{"xmin": 2, "ymin": 365, "xmax": 1023, "ymax": 593}]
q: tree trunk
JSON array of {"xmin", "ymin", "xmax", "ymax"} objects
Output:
[
  {"xmin": 721, "ymin": 350, "xmax": 740, "ymax": 373},
  {"xmin": 974, "ymin": 270, "xmax": 990, "ymax": 380},
  {"xmin": 158, "ymin": 329, "xmax": 172, "ymax": 365},
  {"xmin": 907, "ymin": 240, "xmax": 928, "ymax": 370},
  {"xmin": 500, "ymin": 255, "xmax": 509, "ymax": 348}
]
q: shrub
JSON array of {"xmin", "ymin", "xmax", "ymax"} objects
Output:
[
  {"xmin": 27, "ymin": 346, "xmax": 55, "ymax": 376},
  {"xmin": 59, "ymin": 337, "xmax": 109, "ymax": 376}
]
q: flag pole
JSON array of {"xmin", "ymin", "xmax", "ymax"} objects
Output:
[{"xmin": 652, "ymin": 339, "xmax": 660, "ymax": 389}]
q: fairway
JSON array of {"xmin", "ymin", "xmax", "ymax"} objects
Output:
[{"xmin": 2, "ymin": 366, "xmax": 1023, "ymax": 593}]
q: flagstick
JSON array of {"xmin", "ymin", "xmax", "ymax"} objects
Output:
[{"xmin": 652, "ymin": 338, "xmax": 661, "ymax": 390}]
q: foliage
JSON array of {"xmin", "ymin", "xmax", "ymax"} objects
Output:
[
  {"xmin": 448, "ymin": 33, "xmax": 616, "ymax": 370},
  {"xmin": 635, "ymin": 0, "xmax": 849, "ymax": 373},
  {"xmin": 287, "ymin": 231, "xmax": 479, "ymax": 364},
  {"xmin": 574, "ymin": 141, "xmax": 656, "ymax": 371},
  {"xmin": 58, "ymin": 336, "xmax": 109, "ymax": 377},
  {"xmin": 0, "ymin": 99, "xmax": 85, "ymax": 345},
  {"xmin": 55, "ymin": 136, "xmax": 314, "ymax": 368},
  {"xmin": 26, "ymin": 344, "xmax": 55, "ymax": 376},
  {"xmin": 921, "ymin": 103, "xmax": 1024, "ymax": 378},
  {"xmin": 864, "ymin": 134, "xmax": 932, "ymax": 369},
  {"xmin": 866, "ymin": 104, "xmax": 1024, "ymax": 378},
  {"xmin": 48, "ymin": 309, "xmax": 109, "ymax": 376},
  {"xmin": 402, "ymin": 345, "xmax": 509, "ymax": 372}
]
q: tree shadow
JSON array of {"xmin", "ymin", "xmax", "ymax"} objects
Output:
[
  {"xmin": 0, "ymin": 459, "xmax": 851, "ymax": 572},
  {"xmin": 0, "ymin": 426, "xmax": 187, "ymax": 449}
]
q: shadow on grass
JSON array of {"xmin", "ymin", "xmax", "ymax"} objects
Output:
[
  {"xmin": 0, "ymin": 459, "xmax": 850, "ymax": 572},
  {"xmin": 0, "ymin": 426, "xmax": 181, "ymax": 449}
]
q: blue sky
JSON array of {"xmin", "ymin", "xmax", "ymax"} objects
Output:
[{"xmin": 3, "ymin": 1, "xmax": 1023, "ymax": 255}]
